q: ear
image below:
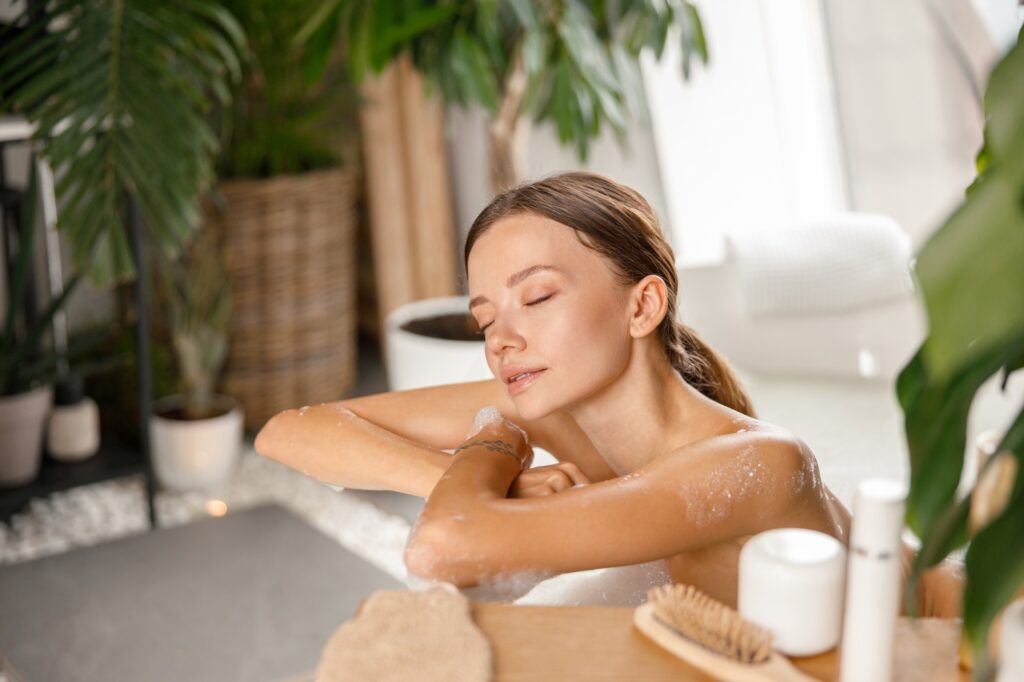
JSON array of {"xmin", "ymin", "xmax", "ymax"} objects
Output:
[{"xmin": 628, "ymin": 275, "xmax": 669, "ymax": 338}]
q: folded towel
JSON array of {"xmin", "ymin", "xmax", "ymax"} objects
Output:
[
  {"xmin": 725, "ymin": 214, "xmax": 915, "ymax": 318},
  {"xmin": 317, "ymin": 586, "xmax": 492, "ymax": 681}
]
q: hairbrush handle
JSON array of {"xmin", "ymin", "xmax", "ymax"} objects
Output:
[{"xmin": 633, "ymin": 603, "xmax": 821, "ymax": 682}]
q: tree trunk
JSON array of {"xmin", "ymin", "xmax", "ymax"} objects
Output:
[{"xmin": 487, "ymin": 50, "xmax": 529, "ymax": 195}]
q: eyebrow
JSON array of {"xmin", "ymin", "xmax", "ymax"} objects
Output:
[{"xmin": 468, "ymin": 264, "xmax": 565, "ymax": 310}]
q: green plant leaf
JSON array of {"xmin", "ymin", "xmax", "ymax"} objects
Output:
[
  {"xmin": 507, "ymin": 0, "xmax": 539, "ymax": 30},
  {"xmin": 379, "ymin": 4, "xmax": 459, "ymax": 56},
  {"xmin": 963, "ymin": 487, "xmax": 1024, "ymax": 669},
  {"xmin": 899, "ymin": 340, "xmax": 1021, "ymax": 540},
  {"xmin": 914, "ymin": 35, "xmax": 1024, "ymax": 383},
  {"xmin": 678, "ymin": 1, "xmax": 709, "ymax": 79},
  {"xmin": 915, "ymin": 168, "xmax": 1024, "ymax": 383},
  {"xmin": 904, "ymin": 497, "xmax": 970, "ymax": 616},
  {"xmin": 557, "ymin": 1, "xmax": 618, "ymax": 92},
  {"xmin": 550, "ymin": 58, "xmax": 576, "ymax": 143},
  {"xmin": 0, "ymin": 0, "xmax": 244, "ymax": 287},
  {"xmin": 612, "ymin": 43, "xmax": 649, "ymax": 123},
  {"xmin": 522, "ymin": 28, "xmax": 549, "ymax": 76},
  {"xmin": 451, "ymin": 31, "xmax": 500, "ymax": 114}
]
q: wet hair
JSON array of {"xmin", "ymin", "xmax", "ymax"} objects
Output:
[{"xmin": 463, "ymin": 171, "xmax": 755, "ymax": 417}]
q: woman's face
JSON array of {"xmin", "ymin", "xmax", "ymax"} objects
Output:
[{"xmin": 467, "ymin": 213, "xmax": 634, "ymax": 421}]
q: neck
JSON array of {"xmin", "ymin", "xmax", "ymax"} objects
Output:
[{"xmin": 565, "ymin": 341, "xmax": 722, "ymax": 475}]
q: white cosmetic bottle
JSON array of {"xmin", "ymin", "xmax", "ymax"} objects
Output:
[
  {"xmin": 46, "ymin": 374, "xmax": 100, "ymax": 462},
  {"xmin": 839, "ymin": 478, "xmax": 908, "ymax": 682}
]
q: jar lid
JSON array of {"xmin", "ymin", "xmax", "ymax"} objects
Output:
[{"xmin": 54, "ymin": 374, "xmax": 85, "ymax": 406}]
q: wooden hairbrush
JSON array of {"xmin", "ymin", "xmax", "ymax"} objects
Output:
[{"xmin": 633, "ymin": 583, "xmax": 821, "ymax": 681}]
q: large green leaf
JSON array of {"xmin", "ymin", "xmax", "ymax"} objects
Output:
[
  {"xmin": 914, "ymin": 35, "xmax": 1024, "ymax": 383},
  {"xmin": 0, "ymin": 0, "xmax": 244, "ymax": 287},
  {"xmin": 450, "ymin": 31, "xmax": 500, "ymax": 115},
  {"xmin": 899, "ymin": 341, "xmax": 1022, "ymax": 539},
  {"xmin": 899, "ymin": 27, "xmax": 1024, "ymax": 678},
  {"xmin": 963, "ymin": 474, "xmax": 1024, "ymax": 670}
]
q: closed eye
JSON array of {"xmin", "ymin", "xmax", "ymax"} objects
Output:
[{"xmin": 477, "ymin": 294, "xmax": 554, "ymax": 334}]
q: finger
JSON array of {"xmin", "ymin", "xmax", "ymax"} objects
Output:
[
  {"xmin": 512, "ymin": 483, "xmax": 552, "ymax": 499},
  {"xmin": 545, "ymin": 473, "xmax": 573, "ymax": 493},
  {"xmin": 556, "ymin": 463, "xmax": 591, "ymax": 486}
]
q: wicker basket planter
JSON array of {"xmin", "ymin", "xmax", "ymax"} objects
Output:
[{"xmin": 205, "ymin": 167, "xmax": 359, "ymax": 432}]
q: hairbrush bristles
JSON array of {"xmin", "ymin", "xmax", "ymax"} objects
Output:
[{"xmin": 646, "ymin": 583, "xmax": 774, "ymax": 664}]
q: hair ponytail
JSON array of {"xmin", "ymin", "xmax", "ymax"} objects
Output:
[
  {"xmin": 664, "ymin": 320, "xmax": 756, "ymax": 417},
  {"xmin": 465, "ymin": 171, "xmax": 756, "ymax": 418}
]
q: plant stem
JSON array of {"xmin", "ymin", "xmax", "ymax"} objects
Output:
[{"xmin": 487, "ymin": 46, "xmax": 528, "ymax": 194}]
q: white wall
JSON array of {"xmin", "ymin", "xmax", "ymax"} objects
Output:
[
  {"xmin": 822, "ymin": 0, "xmax": 1002, "ymax": 249},
  {"xmin": 641, "ymin": 0, "xmax": 849, "ymax": 265}
]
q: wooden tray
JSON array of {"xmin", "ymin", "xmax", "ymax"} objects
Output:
[{"xmin": 469, "ymin": 603, "xmax": 968, "ymax": 681}]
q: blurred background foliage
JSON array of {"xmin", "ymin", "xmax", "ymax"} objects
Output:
[
  {"xmin": 899, "ymin": 25, "xmax": 1024, "ymax": 678},
  {"xmin": 215, "ymin": 0, "xmax": 360, "ymax": 178},
  {"xmin": 0, "ymin": 0, "xmax": 245, "ymax": 287},
  {"xmin": 296, "ymin": 0, "xmax": 709, "ymax": 191}
]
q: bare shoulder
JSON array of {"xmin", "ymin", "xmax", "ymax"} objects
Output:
[
  {"xmin": 652, "ymin": 421, "xmax": 816, "ymax": 517},
  {"xmin": 683, "ymin": 419, "xmax": 809, "ymax": 471}
]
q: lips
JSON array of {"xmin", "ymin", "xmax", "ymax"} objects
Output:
[
  {"xmin": 501, "ymin": 365, "xmax": 547, "ymax": 385},
  {"xmin": 505, "ymin": 368, "xmax": 547, "ymax": 395}
]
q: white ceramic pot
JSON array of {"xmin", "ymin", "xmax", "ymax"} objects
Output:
[
  {"xmin": 0, "ymin": 384, "xmax": 53, "ymax": 487},
  {"xmin": 149, "ymin": 394, "xmax": 244, "ymax": 492},
  {"xmin": 384, "ymin": 296, "xmax": 491, "ymax": 391}
]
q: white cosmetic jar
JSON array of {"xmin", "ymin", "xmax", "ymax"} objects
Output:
[{"xmin": 738, "ymin": 527, "xmax": 847, "ymax": 656}]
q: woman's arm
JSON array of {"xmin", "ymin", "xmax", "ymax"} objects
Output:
[
  {"xmin": 255, "ymin": 402, "xmax": 454, "ymax": 497},
  {"xmin": 255, "ymin": 378, "xmax": 544, "ymax": 497},
  {"xmin": 254, "ymin": 378, "xmax": 614, "ymax": 497},
  {"xmin": 405, "ymin": 421, "xmax": 815, "ymax": 587}
]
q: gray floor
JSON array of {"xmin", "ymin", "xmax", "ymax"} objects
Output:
[
  {"xmin": 0, "ymin": 333, "xmax": 418, "ymax": 682},
  {"xmin": 0, "ymin": 504, "xmax": 402, "ymax": 682}
]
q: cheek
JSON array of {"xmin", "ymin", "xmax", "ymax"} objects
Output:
[
  {"xmin": 483, "ymin": 294, "xmax": 629, "ymax": 382},
  {"xmin": 543, "ymin": 295, "xmax": 631, "ymax": 383}
]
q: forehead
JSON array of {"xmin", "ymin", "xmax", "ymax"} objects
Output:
[{"xmin": 467, "ymin": 213, "xmax": 596, "ymax": 286}]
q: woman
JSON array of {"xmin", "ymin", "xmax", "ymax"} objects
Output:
[{"xmin": 255, "ymin": 171, "xmax": 961, "ymax": 616}]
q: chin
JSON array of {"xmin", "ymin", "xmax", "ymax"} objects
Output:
[{"xmin": 514, "ymin": 390, "xmax": 572, "ymax": 422}]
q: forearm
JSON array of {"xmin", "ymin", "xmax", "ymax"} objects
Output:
[
  {"xmin": 254, "ymin": 403, "xmax": 452, "ymax": 497},
  {"xmin": 405, "ymin": 445, "xmax": 523, "ymax": 585},
  {"xmin": 420, "ymin": 445, "xmax": 522, "ymax": 521}
]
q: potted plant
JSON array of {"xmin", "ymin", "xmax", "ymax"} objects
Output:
[
  {"xmin": 899, "ymin": 27, "xmax": 1023, "ymax": 679},
  {"xmin": 207, "ymin": 0, "xmax": 362, "ymax": 432},
  {"xmin": 297, "ymin": 0, "xmax": 710, "ymax": 390},
  {"xmin": 149, "ymin": 224, "xmax": 242, "ymax": 492},
  {"xmin": 0, "ymin": 3, "xmax": 244, "ymax": 479},
  {"xmin": 0, "ymin": 157, "xmax": 80, "ymax": 485}
]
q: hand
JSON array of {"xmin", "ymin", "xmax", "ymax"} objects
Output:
[
  {"xmin": 509, "ymin": 462, "xmax": 592, "ymax": 498},
  {"xmin": 455, "ymin": 410, "xmax": 534, "ymax": 471}
]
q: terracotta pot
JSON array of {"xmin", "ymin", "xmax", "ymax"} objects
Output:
[{"xmin": 0, "ymin": 384, "xmax": 53, "ymax": 487}]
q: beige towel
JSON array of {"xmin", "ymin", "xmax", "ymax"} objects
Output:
[{"xmin": 316, "ymin": 586, "xmax": 493, "ymax": 681}]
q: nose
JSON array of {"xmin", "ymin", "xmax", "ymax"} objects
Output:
[{"xmin": 485, "ymin": 315, "xmax": 526, "ymax": 355}]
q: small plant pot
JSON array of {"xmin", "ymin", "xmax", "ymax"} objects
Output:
[
  {"xmin": 149, "ymin": 393, "xmax": 244, "ymax": 492},
  {"xmin": 384, "ymin": 296, "xmax": 491, "ymax": 391},
  {"xmin": 0, "ymin": 384, "xmax": 53, "ymax": 488}
]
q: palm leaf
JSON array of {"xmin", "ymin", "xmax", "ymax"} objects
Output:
[{"xmin": 0, "ymin": 0, "xmax": 245, "ymax": 287}]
